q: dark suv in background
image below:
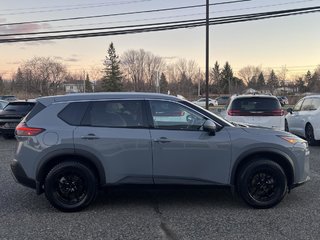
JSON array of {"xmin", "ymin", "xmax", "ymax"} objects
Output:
[
  {"xmin": 11, "ymin": 93, "xmax": 309, "ymax": 212},
  {"xmin": 0, "ymin": 100, "xmax": 36, "ymax": 138}
]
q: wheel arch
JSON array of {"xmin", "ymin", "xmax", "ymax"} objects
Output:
[
  {"xmin": 36, "ymin": 149, "xmax": 106, "ymax": 193},
  {"xmin": 231, "ymin": 150, "xmax": 295, "ymax": 189}
]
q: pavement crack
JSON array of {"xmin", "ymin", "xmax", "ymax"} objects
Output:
[{"xmin": 151, "ymin": 192, "xmax": 179, "ymax": 240}]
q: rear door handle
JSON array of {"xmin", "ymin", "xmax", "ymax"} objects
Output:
[
  {"xmin": 153, "ymin": 137, "xmax": 171, "ymax": 143},
  {"xmin": 81, "ymin": 134, "xmax": 99, "ymax": 140}
]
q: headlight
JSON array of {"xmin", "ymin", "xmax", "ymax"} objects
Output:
[{"xmin": 277, "ymin": 135, "xmax": 306, "ymax": 144}]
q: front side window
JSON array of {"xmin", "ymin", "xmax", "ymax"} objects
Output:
[
  {"xmin": 149, "ymin": 100, "xmax": 206, "ymax": 130},
  {"xmin": 82, "ymin": 100, "xmax": 146, "ymax": 128},
  {"xmin": 301, "ymin": 99, "xmax": 313, "ymax": 111},
  {"xmin": 311, "ymin": 98, "xmax": 320, "ymax": 110},
  {"xmin": 293, "ymin": 99, "xmax": 304, "ymax": 111}
]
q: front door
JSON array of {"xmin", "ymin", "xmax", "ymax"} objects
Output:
[{"xmin": 148, "ymin": 100, "xmax": 231, "ymax": 185}]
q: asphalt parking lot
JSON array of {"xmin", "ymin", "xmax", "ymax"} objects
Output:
[{"xmin": 0, "ymin": 137, "xmax": 319, "ymax": 240}]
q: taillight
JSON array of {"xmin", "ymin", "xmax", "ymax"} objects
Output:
[
  {"xmin": 228, "ymin": 110, "xmax": 242, "ymax": 116},
  {"xmin": 271, "ymin": 109, "xmax": 284, "ymax": 116},
  {"xmin": 15, "ymin": 123, "xmax": 45, "ymax": 136}
]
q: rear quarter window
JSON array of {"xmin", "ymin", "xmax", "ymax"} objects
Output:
[
  {"xmin": 58, "ymin": 102, "xmax": 90, "ymax": 126},
  {"xmin": 25, "ymin": 102, "xmax": 45, "ymax": 121}
]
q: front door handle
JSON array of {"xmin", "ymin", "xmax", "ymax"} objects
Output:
[
  {"xmin": 153, "ymin": 137, "xmax": 171, "ymax": 143},
  {"xmin": 81, "ymin": 134, "xmax": 99, "ymax": 140}
]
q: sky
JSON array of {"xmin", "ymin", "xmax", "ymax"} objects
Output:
[{"xmin": 0, "ymin": 0, "xmax": 320, "ymax": 80}]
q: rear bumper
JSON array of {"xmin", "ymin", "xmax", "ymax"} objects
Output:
[{"xmin": 10, "ymin": 159, "xmax": 36, "ymax": 190}]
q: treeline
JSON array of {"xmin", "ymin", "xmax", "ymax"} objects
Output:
[{"xmin": 1, "ymin": 43, "xmax": 320, "ymax": 98}]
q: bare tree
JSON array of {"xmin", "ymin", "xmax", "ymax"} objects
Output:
[
  {"xmin": 238, "ymin": 65, "xmax": 261, "ymax": 87},
  {"xmin": 121, "ymin": 49, "xmax": 164, "ymax": 92}
]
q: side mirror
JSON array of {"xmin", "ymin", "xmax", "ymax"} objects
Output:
[
  {"xmin": 203, "ymin": 120, "xmax": 217, "ymax": 136},
  {"xmin": 287, "ymin": 108, "xmax": 293, "ymax": 114}
]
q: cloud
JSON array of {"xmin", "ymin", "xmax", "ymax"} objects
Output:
[
  {"xmin": 53, "ymin": 56, "xmax": 80, "ymax": 63},
  {"xmin": 24, "ymin": 40, "xmax": 56, "ymax": 46},
  {"xmin": 1, "ymin": 23, "xmax": 49, "ymax": 34},
  {"xmin": 0, "ymin": 18, "xmax": 6, "ymax": 23}
]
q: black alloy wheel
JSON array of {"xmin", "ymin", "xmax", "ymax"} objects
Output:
[
  {"xmin": 237, "ymin": 159, "xmax": 287, "ymax": 209},
  {"xmin": 45, "ymin": 161, "xmax": 97, "ymax": 212}
]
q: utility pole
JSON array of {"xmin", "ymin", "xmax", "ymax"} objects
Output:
[{"xmin": 205, "ymin": 0, "xmax": 209, "ymax": 110}]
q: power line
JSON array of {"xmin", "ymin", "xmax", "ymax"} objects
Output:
[
  {"xmin": 0, "ymin": 0, "xmax": 153, "ymax": 16},
  {"xmin": 1, "ymin": 6, "xmax": 319, "ymax": 38},
  {"xmin": 0, "ymin": 1, "xmax": 253, "ymax": 27}
]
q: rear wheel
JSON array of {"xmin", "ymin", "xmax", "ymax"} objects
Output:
[
  {"xmin": 237, "ymin": 159, "xmax": 287, "ymax": 209},
  {"xmin": 306, "ymin": 124, "xmax": 317, "ymax": 146},
  {"xmin": 45, "ymin": 161, "xmax": 97, "ymax": 212}
]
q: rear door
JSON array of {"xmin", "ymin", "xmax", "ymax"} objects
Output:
[
  {"xmin": 73, "ymin": 99, "xmax": 153, "ymax": 184},
  {"xmin": 287, "ymin": 99, "xmax": 304, "ymax": 136},
  {"xmin": 148, "ymin": 100, "xmax": 231, "ymax": 185}
]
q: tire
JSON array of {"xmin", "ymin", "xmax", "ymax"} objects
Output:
[
  {"xmin": 237, "ymin": 159, "xmax": 287, "ymax": 209},
  {"xmin": 44, "ymin": 161, "xmax": 97, "ymax": 212},
  {"xmin": 284, "ymin": 120, "xmax": 289, "ymax": 132},
  {"xmin": 305, "ymin": 124, "xmax": 317, "ymax": 146}
]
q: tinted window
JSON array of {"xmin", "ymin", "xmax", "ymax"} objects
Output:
[
  {"xmin": 83, "ymin": 100, "xmax": 146, "ymax": 128},
  {"xmin": 150, "ymin": 100, "xmax": 206, "ymax": 130},
  {"xmin": 3, "ymin": 102, "xmax": 35, "ymax": 112},
  {"xmin": 58, "ymin": 102, "xmax": 90, "ymax": 126},
  {"xmin": 229, "ymin": 97, "xmax": 281, "ymax": 112}
]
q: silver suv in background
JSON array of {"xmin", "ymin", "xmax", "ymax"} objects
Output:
[{"xmin": 11, "ymin": 93, "xmax": 309, "ymax": 212}]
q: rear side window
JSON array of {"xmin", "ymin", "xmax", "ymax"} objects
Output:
[
  {"xmin": 25, "ymin": 102, "xmax": 45, "ymax": 121},
  {"xmin": 82, "ymin": 100, "xmax": 146, "ymax": 128},
  {"xmin": 229, "ymin": 97, "xmax": 281, "ymax": 112},
  {"xmin": 312, "ymin": 98, "xmax": 320, "ymax": 110},
  {"xmin": 58, "ymin": 102, "xmax": 90, "ymax": 126}
]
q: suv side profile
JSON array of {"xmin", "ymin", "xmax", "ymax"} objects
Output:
[
  {"xmin": 285, "ymin": 95, "xmax": 320, "ymax": 145},
  {"xmin": 225, "ymin": 95, "xmax": 285, "ymax": 131},
  {"xmin": 11, "ymin": 93, "xmax": 309, "ymax": 212}
]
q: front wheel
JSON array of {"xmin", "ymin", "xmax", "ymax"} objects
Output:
[
  {"xmin": 45, "ymin": 161, "xmax": 97, "ymax": 212},
  {"xmin": 306, "ymin": 124, "xmax": 317, "ymax": 146},
  {"xmin": 237, "ymin": 159, "xmax": 287, "ymax": 209}
]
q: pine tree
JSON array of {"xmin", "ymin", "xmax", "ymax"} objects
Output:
[
  {"xmin": 159, "ymin": 73, "xmax": 168, "ymax": 94},
  {"xmin": 210, "ymin": 61, "xmax": 221, "ymax": 94},
  {"xmin": 267, "ymin": 70, "xmax": 279, "ymax": 94},
  {"xmin": 256, "ymin": 72, "xmax": 266, "ymax": 90},
  {"xmin": 85, "ymin": 74, "xmax": 93, "ymax": 92},
  {"xmin": 102, "ymin": 42, "xmax": 122, "ymax": 92},
  {"xmin": 221, "ymin": 62, "xmax": 234, "ymax": 94}
]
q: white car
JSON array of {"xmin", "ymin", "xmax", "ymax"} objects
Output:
[
  {"xmin": 225, "ymin": 95, "xmax": 285, "ymax": 131},
  {"xmin": 192, "ymin": 98, "xmax": 218, "ymax": 107},
  {"xmin": 285, "ymin": 95, "xmax": 320, "ymax": 145}
]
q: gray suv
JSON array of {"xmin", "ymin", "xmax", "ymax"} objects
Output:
[{"xmin": 11, "ymin": 93, "xmax": 310, "ymax": 212}]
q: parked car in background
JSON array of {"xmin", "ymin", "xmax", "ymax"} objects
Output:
[
  {"xmin": 215, "ymin": 96, "xmax": 230, "ymax": 105},
  {"xmin": 0, "ymin": 95, "xmax": 17, "ymax": 101},
  {"xmin": 0, "ymin": 100, "xmax": 8, "ymax": 110},
  {"xmin": 225, "ymin": 95, "xmax": 285, "ymax": 131},
  {"xmin": 0, "ymin": 100, "xmax": 36, "ymax": 139},
  {"xmin": 285, "ymin": 95, "xmax": 320, "ymax": 145},
  {"xmin": 277, "ymin": 96, "xmax": 289, "ymax": 106},
  {"xmin": 11, "ymin": 93, "xmax": 309, "ymax": 212},
  {"xmin": 192, "ymin": 98, "xmax": 218, "ymax": 107}
]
